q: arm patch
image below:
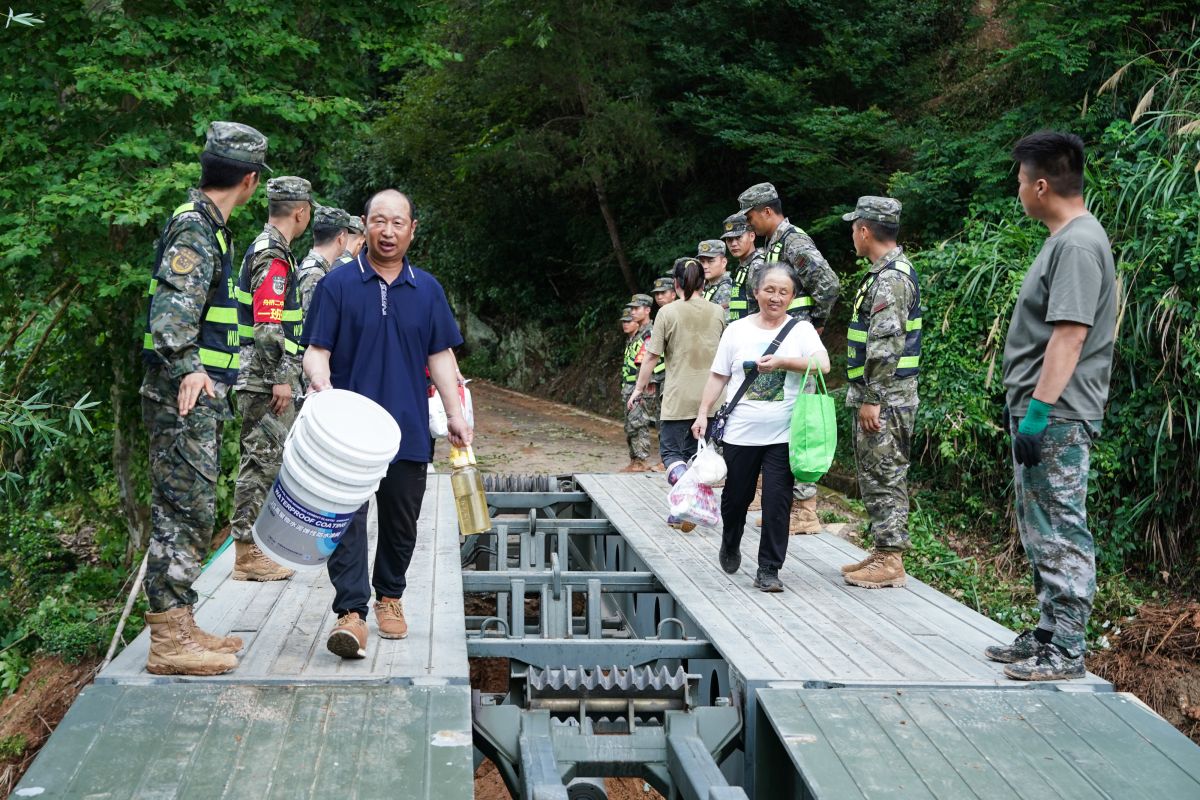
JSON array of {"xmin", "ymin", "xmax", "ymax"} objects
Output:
[{"xmin": 253, "ymin": 258, "xmax": 290, "ymax": 323}]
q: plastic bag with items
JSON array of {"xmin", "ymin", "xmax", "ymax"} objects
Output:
[
  {"xmin": 688, "ymin": 438, "xmax": 727, "ymax": 485},
  {"xmin": 666, "ymin": 467, "xmax": 721, "ymax": 528}
]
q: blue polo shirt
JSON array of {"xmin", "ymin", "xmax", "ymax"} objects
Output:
[{"xmin": 301, "ymin": 252, "xmax": 463, "ymax": 463}]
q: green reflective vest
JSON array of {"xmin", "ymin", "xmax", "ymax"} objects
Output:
[
  {"xmin": 141, "ymin": 201, "xmax": 240, "ymax": 384},
  {"xmin": 846, "ymin": 259, "xmax": 922, "ymax": 384},
  {"xmin": 765, "ymin": 228, "xmax": 815, "ymax": 315}
]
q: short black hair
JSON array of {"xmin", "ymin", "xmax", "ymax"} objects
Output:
[
  {"xmin": 363, "ymin": 189, "xmax": 417, "ymax": 221},
  {"xmin": 853, "ymin": 218, "xmax": 900, "ymax": 242},
  {"xmin": 199, "ymin": 152, "xmax": 261, "ymax": 190},
  {"xmin": 313, "ymin": 223, "xmax": 343, "ymax": 246},
  {"xmin": 1012, "ymin": 131, "xmax": 1085, "ymax": 196},
  {"xmin": 760, "ymin": 199, "xmax": 783, "ymax": 216},
  {"xmin": 268, "ymin": 199, "xmax": 308, "ymax": 218}
]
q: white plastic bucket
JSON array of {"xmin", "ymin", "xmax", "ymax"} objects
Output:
[{"xmin": 252, "ymin": 389, "xmax": 401, "ymax": 569}]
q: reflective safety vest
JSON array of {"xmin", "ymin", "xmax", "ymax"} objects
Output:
[
  {"xmin": 846, "ymin": 259, "xmax": 922, "ymax": 384},
  {"xmin": 142, "ymin": 201, "xmax": 240, "ymax": 385},
  {"xmin": 728, "ymin": 265, "xmax": 751, "ymax": 321},
  {"xmin": 235, "ymin": 230, "xmax": 303, "ymax": 355},
  {"xmin": 765, "ymin": 228, "xmax": 814, "ymax": 315},
  {"xmin": 622, "ymin": 328, "xmax": 664, "ymax": 384}
]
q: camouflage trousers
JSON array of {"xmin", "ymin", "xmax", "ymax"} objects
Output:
[
  {"xmin": 143, "ymin": 395, "xmax": 225, "ymax": 612},
  {"xmin": 853, "ymin": 405, "xmax": 915, "ymax": 551},
  {"xmin": 621, "ymin": 385, "xmax": 652, "ymax": 461},
  {"xmin": 644, "ymin": 385, "xmax": 661, "ymax": 429},
  {"xmin": 1012, "ymin": 417, "xmax": 1099, "ymax": 657},
  {"xmin": 231, "ymin": 390, "xmax": 295, "ymax": 543}
]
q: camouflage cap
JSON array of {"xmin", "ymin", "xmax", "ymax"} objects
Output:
[
  {"xmin": 842, "ymin": 196, "xmax": 902, "ymax": 225},
  {"xmin": 620, "ymin": 314, "xmax": 634, "ymax": 323},
  {"xmin": 345, "ymin": 215, "xmax": 366, "ymax": 235},
  {"xmin": 696, "ymin": 239, "xmax": 727, "ymax": 258},
  {"xmin": 721, "ymin": 213, "xmax": 751, "ymax": 239},
  {"xmin": 266, "ymin": 176, "xmax": 312, "ymax": 202},
  {"xmin": 204, "ymin": 121, "xmax": 270, "ymax": 172},
  {"xmin": 313, "ymin": 205, "xmax": 352, "ymax": 229},
  {"xmin": 629, "ymin": 294, "xmax": 654, "ymax": 308},
  {"xmin": 652, "ymin": 276, "xmax": 675, "ymax": 294},
  {"xmin": 737, "ymin": 182, "xmax": 779, "ymax": 211}
]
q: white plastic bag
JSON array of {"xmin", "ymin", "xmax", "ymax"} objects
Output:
[
  {"xmin": 428, "ymin": 390, "xmax": 449, "ymax": 438},
  {"xmin": 458, "ymin": 381, "xmax": 475, "ymax": 429},
  {"xmin": 689, "ymin": 438, "xmax": 727, "ymax": 486},
  {"xmin": 667, "ymin": 468, "xmax": 721, "ymax": 528}
]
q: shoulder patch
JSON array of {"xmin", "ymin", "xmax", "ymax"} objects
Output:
[
  {"xmin": 872, "ymin": 301, "xmax": 890, "ymax": 314},
  {"xmin": 169, "ymin": 247, "xmax": 202, "ymax": 275}
]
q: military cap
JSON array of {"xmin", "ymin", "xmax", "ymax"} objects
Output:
[
  {"xmin": 721, "ymin": 212, "xmax": 751, "ymax": 239},
  {"xmin": 619, "ymin": 313, "xmax": 634, "ymax": 323},
  {"xmin": 842, "ymin": 196, "xmax": 902, "ymax": 225},
  {"xmin": 652, "ymin": 276, "xmax": 675, "ymax": 294},
  {"xmin": 696, "ymin": 239, "xmax": 727, "ymax": 258},
  {"xmin": 629, "ymin": 294, "xmax": 654, "ymax": 308},
  {"xmin": 204, "ymin": 121, "xmax": 270, "ymax": 172},
  {"xmin": 345, "ymin": 215, "xmax": 366, "ymax": 235},
  {"xmin": 266, "ymin": 176, "xmax": 312, "ymax": 202},
  {"xmin": 737, "ymin": 182, "xmax": 779, "ymax": 211},
  {"xmin": 313, "ymin": 205, "xmax": 352, "ymax": 229}
]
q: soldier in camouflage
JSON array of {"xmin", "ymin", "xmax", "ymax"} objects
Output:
[
  {"xmin": 297, "ymin": 205, "xmax": 352, "ymax": 316},
  {"xmin": 651, "ymin": 275, "xmax": 676, "ymax": 306},
  {"xmin": 229, "ymin": 176, "xmax": 312, "ymax": 582},
  {"xmin": 140, "ymin": 121, "xmax": 268, "ymax": 676},
  {"xmin": 738, "ymin": 183, "xmax": 840, "ymax": 532},
  {"xmin": 697, "ymin": 239, "xmax": 733, "ymax": 319},
  {"xmin": 721, "ymin": 212, "xmax": 765, "ymax": 320},
  {"xmin": 333, "ymin": 213, "xmax": 366, "ymax": 269},
  {"xmin": 619, "ymin": 312, "xmax": 653, "ymax": 471},
  {"xmin": 838, "ymin": 197, "xmax": 921, "ymax": 589},
  {"xmin": 985, "ymin": 132, "xmax": 1116, "ymax": 681}
]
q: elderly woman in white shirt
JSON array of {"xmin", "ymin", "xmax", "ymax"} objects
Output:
[{"xmin": 692, "ymin": 265, "xmax": 830, "ymax": 593}]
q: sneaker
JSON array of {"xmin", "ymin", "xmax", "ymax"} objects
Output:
[
  {"xmin": 326, "ymin": 612, "xmax": 368, "ymax": 659},
  {"xmin": 666, "ymin": 515, "xmax": 697, "ymax": 533},
  {"xmin": 753, "ymin": 567, "xmax": 784, "ymax": 593},
  {"xmin": 374, "ymin": 597, "xmax": 409, "ymax": 639},
  {"xmin": 718, "ymin": 545, "xmax": 741, "ymax": 574},
  {"xmin": 984, "ymin": 630, "xmax": 1040, "ymax": 664},
  {"xmin": 844, "ymin": 551, "xmax": 907, "ymax": 589},
  {"xmin": 1003, "ymin": 642, "xmax": 1085, "ymax": 681}
]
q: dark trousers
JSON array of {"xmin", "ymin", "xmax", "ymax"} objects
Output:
[
  {"xmin": 720, "ymin": 442, "xmax": 794, "ymax": 571},
  {"xmin": 327, "ymin": 460, "xmax": 428, "ymax": 619},
  {"xmin": 659, "ymin": 418, "xmax": 711, "ymax": 468}
]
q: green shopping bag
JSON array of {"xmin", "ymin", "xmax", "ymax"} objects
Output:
[{"xmin": 789, "ymin": 365, "xmax": 837, "ymax": 482}]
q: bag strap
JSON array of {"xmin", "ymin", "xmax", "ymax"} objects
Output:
[
  {"xmin": 801, "ymin": 359, "xmax": 830, "ymax": 395},
  {"xmin": 722, "ymin": 317, "xmax": 800, "ymax": 417}
]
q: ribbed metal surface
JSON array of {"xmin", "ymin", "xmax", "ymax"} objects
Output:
[{"xmin": 527, "ymin": 664, "xmax": 695, "ymax": 695}]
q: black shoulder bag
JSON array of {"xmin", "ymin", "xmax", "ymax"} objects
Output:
[{"xmin": 708, "ymin": 317, "xmax": 800, "ymax": 445}]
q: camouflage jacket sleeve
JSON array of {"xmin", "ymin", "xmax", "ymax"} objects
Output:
[
  {"xmin": 248, "ymin": 252, "xmax": 297, "ymax": 386},
  {"xmin": 147, "ymin": 216, "xmax": 219, "ymax": 378},
  {"xmin": 710, "ymin": 275, "xmax": 733, "ymax": 317},
  {"xmin": 784, "ymin": 233, "xmax": 840, "ymax": 327},
  {"xmin": 862, "ymin": 270, "xmax": 914, "ymax": 406},
  {"xmin": 297, "ymin": 266, "xmax": 323, "ymax": 320}
]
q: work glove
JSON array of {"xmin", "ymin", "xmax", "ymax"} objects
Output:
[{"xmin": 1013, "ymin": 398, "xmax": 1052, "ymax": 468}]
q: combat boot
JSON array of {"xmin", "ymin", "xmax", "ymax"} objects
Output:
[
  {"xmin": 844, "ymin": 551, "xmax": 907, "ymax": 588},
  {"xmin": 790, "ymin": 496, "xmax": 821, "ymax": 534},
  {"xmin": 984, "ymin": 630, "xmax": 1040, "ymax": 664},
  {"xmin": 145, "ymin": 607, "xmax": 238, "ymax": 676},
  {"xmin": 620, "ymin": 458, "xmax": 650, "ymax": 473},
  {"xmin": 840, "ymin": 554, "xmax": 873, "ymax": 575},
  {"xmin": 232, "ymin": 541, "xmax": 295, "ymax": 581},
  {"xmin": 1003, "ymin": 642, "xmax": 1085, "ymax": 681},
  {"xmin": 182, "ymin": 605, "xmax": 243, "ymax": 654}
]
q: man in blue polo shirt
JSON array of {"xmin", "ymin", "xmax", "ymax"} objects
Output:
[{"xmin": 302, "ymin": 188, "xmax": 471, "ymax": 660}]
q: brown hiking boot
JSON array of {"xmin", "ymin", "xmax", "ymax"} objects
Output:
[
  {"xmin": 374, "ymin": 597, "xmax": 409, "ymax": 639},
  {"xmin": 327, "ymin": 612, "xmax": 368, "ymax": 659},
  {"xmin": 145, "ymin": 607, "xmax": 238, "ymax": 676},
  {"xmin": 844, "ymin": 551, "xmax": 907, "ymax": 588},
  {"xmin": 840, "ymin": 555, "xmax": 873, "ymax": 575},
  {"xmin": 650, "ymin": 462, "xmax": 666, "ymax": 472},
  {"xmin": 790, "ymin": 497, "xmax": 821, "ymax": 534},
  {"xmin": 182, "ymin": 606, "xmax": 243, "ymax": 654},
  {"xmin": 232, "ymin": 540, "xmax": 295, "ymax": 582},
  {"xmin": 620, "ymin": 458, "xmax": 650, "ymax": 473}
]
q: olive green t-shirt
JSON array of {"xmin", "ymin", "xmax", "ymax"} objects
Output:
[
  {"xmin": 646, "ymin": 294, "xmax": 726, "ymax": 420},
  {"xmin": 1002, "ymin": 213, "xmax": 1116, "ymax": 421}
]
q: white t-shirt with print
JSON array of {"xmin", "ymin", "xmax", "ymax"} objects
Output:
[{"xmin": 711, "ymin": 317, "xmax": 826, "ymax": 446}]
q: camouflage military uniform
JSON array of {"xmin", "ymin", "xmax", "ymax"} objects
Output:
[
  {"xmin": 622, "ymin": 325, "xmax": 653, "ymax": 460},
  {"xmin": 764, "ymin": 220, "xmax": 840, "ymax": 327},
  {"xmin": 703, "ymin": 273, "xmax": 734, "ymax": 313},
  {"xmin": 231, "ymin": 182, "xmax": 308, "ymax": 545},
  {"xmin": 846, "ymin": 244, "xmax": 920, "ymax": 552},
  {"xmin": 738, "ymin": 248, "xmax": 766, "ymax": 314},
  {"xmin": 296, "ymin": 250, "xmax": 330, "ymax": 317},
  {"xmin": 141, "ymin": 188, "xmax": 240, "ymax": 612}
]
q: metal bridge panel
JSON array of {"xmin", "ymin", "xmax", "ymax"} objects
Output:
[
  {"xmin": 754, "ymin": 688, "xmax": 1200, "ymax": 799},
  {"xmin": 15, "ymin": 684, "xmax": 474, "ymax": 800}
]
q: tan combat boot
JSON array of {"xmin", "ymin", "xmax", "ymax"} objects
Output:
[
  {"xmin": 182, "ymin": 606, "xmax": 243, "ymax": 654},
  {"xmin": 232, "ymin": 540, "xmax": 295, "ymax": 581},
  {"xmin": 145, "ymin": 607, "xmax": 238, "ymax": 676},
  {"xmin": 844, "ymin": 551, "xmax": 907, "ymax": 589},
  {"xmin": 620, "ymin": 458, "xmax": 650, "ymax": 473},
  {"xmin": 840, "ymin": 555, "xmax": 873, "ymax": 575},
  {"xmin": 790, "ymin": 496, "xmax": 821, "ymax": 535},
  {"xmin": 374, "ymin": 597, "xmax": 409, "ymax": 639}
]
